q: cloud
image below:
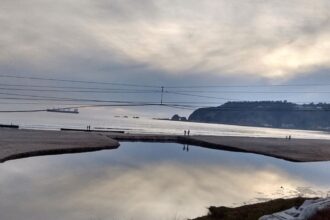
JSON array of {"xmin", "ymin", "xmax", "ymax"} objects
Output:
[
  {"xmin": 261, "ymin": 33, "xmax": 330, "ymax": 78},
  {"xmin": 1, "ymin": 0, "xmax": 330, "ymax": 80}
]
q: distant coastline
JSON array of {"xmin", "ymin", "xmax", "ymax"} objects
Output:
[{"xmin": 182, "ymin": 101, "xmax": 330, "ymax": 131}]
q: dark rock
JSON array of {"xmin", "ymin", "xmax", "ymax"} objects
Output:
[{"xmin": 171, "ymin": 114, "xmax": 187, "ymax": 121}]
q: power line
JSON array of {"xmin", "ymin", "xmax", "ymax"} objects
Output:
[
  {"xmin": 0, "ymin": 96, "xmax": 224, "ymax": 106},
  {"xmin": 2, "ymin": 85, "xmax": 330, "ymax": 94},
  {"xmin": 0, "ymin": 103, "xmax": 207, "ymax": 113},
  {"xmin": 0, "ymin": 92, "xmax": 213, "ymax": 108},
  {"xmin": 166, "ymin": 83, "xmax": 330, "ymax": 88},
  {"xmin": 0, "ymin": 88, "xmax": 239, "ymax": 105},
  {"xmin": 0, "ymin": 89, "xmax": 328, "ymax": 105},
  {"xmin": 2, "ymin": 74, "xmax": 330, "ymax": 89},
  {"xmin": 167, "ymin": 90, "xmax": 330, "ymax": 94},
  {"xmin": 0, "ymin": 95, "xmax": 328, "ymax": 107},
  {"xmin": 0, "ymin": 101, "xmax": 97, "ymax": 105},
  {"xmin": 2, "ymin": 74, "xmax": 330, "ymax": 113},
  {"xmin": 0, "ymin": 74, "xmax": 159, "ymax": 88},
  {"xmin": 0, "ymin": 87, "xmax": 160, "ymax": 94},
  {"xmin": 0, "ymin": 91, "xmax": 160, "ymax": 104},
  {"xmin": 165, "ymin": 91, "xmax": 244, "ymax": 101},
  {"xmin": 0, "ymin": 83, "xmax": 156, "ymax": 90},
  {"xmin": 3, "ymin": 103, "xmax": 330, "ymax": 113}
]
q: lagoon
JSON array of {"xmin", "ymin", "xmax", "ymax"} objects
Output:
[{"xmin": 1, "ymin": 142, "xmax": 330, "ymax": 220}]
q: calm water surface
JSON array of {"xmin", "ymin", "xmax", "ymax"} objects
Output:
[
  {"xmin": 1, "ymin": 142, "xmax": 330, "ymax": 220},
  {"xmin": 1, "ymin": 111, "xmax": 330, "ymax": 139}
]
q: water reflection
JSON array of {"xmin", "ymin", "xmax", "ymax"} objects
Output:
[
  {"xmin": 1, "ymin": 143, "xmax": 330, "ymax": 220},
  {"xmin": 182, "ymin": 144, "xmax": 189, "ymax": 152}
]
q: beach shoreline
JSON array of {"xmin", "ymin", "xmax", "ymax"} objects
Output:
[
  {"xmin": 1, "ymin": 127, "xmax": 330, "ymax": 163},
  {"xmin": 0, "ymin": 128, "xmax": 119, "ymax": 163}
]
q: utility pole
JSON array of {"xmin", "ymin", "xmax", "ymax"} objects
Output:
[{"xmin": 161, "ymin": 86, "xmax": 164, "ymax": 105}]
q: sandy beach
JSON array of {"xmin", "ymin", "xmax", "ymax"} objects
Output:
[
  {"xmin": 107, "ymin": 133, "xmax": 330, "ymax": 162},
  {"xmin": 0, "ymin": 128, "xmax": 119, "ymax": 163},
  {"xmin": 1, "ymin": 127, "xmax": 330, "ymax": 163}
]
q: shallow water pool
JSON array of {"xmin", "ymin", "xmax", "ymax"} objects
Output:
[{"xmin": 1, "ymin": 142, "xmax": 330, "ymax": 220}]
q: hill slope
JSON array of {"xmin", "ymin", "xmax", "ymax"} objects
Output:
[{"xmin": 188, "ymin": 101, "xmax": 330, "ymax": 130}]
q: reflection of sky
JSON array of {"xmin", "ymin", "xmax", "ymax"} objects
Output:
[{"xmin": 1, "ymin": 143, "xmax": 330, "ymax": 220}]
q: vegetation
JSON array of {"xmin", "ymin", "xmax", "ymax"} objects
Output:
[
  {"xmin": 308, "ymin": 207, "xmax": 330, "ymax": 220},
  {"xmin": 191, "ymin": 197, "xmax": 307, "ymax": 220},
  {"xmin": 188, "ymin": 101, "xmax": 330, "ymax": 130}
]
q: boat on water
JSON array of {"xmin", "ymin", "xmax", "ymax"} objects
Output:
[{"xmin": 46, "ymin": 108, "xmax": 79, "ymax": 114}]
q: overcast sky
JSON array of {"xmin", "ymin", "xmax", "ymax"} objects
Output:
[{"xmin": 1, "ymin": 0, "xmax": 330, "ymax": 117}]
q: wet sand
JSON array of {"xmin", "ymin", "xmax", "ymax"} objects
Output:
[
  {"xmin": 189, "ymin": 135, "xmax": 330, "ymax": 162},
  {"xmin": 0, "ymin": 128, "xmax": 119, "ymax": 163},
  {"xmin": 1, "ymin": 128, "xmax": 330, "ymax": 163},
  {"xmin": 108, "ymin": 133, "xmax": 330, "ymax": 162}
]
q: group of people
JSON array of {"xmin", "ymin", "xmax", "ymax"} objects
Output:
[
  {"xmin": 86, "ymin": 125, "xmax": 91, "ymax": 131},
  {"xmin": 285, "ymin": 135, "xmax": 292, "ymax": 140},
  {"xmin": 183, "ymin": 130, "xmax": 191, "ymax": 151},
  {"xmin": 184, "ymin": 130, "xmax": 191, "ymax": 136}
]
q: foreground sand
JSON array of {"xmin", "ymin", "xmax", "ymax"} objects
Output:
[
  {"xmin": 1, "ymin": 128, "xmax": 330, "ymax": 163},
  {"xmin": 108, "ymin": 133, "xmax": 330, "ymax": 162},
  {"xmin": 0, "ymin": 128, "xmax": 119, "ymax": 163}
]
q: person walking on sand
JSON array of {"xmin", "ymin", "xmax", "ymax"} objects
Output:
[
  {"xmin": 184, "ymin": 130, "xmax": 186, "ymax": 136},
  {"xmin": 187, "ymin": 130, "xmax": 190, "ymax": 136}
]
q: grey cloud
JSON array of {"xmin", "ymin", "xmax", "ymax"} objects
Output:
[
  {"xmin": 91, "ymin": 0, "xmax": 159, "ymax": 22},
  {"xmin": 1, "ymin": 0, "xmax": 330, "ymax": 111}
]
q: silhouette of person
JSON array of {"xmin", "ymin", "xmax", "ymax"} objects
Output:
[
  {"xmin": 184, "ymin": 130, "xmax": 186, "ymax": 136},
  {"xmin": 187, "ymin": 130, "xmax": 190, "ymax": 136}
]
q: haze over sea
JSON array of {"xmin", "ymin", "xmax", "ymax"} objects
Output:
[{"xmin": 1, "ymin": 109, "xmax": 330, "ymax": 140}]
